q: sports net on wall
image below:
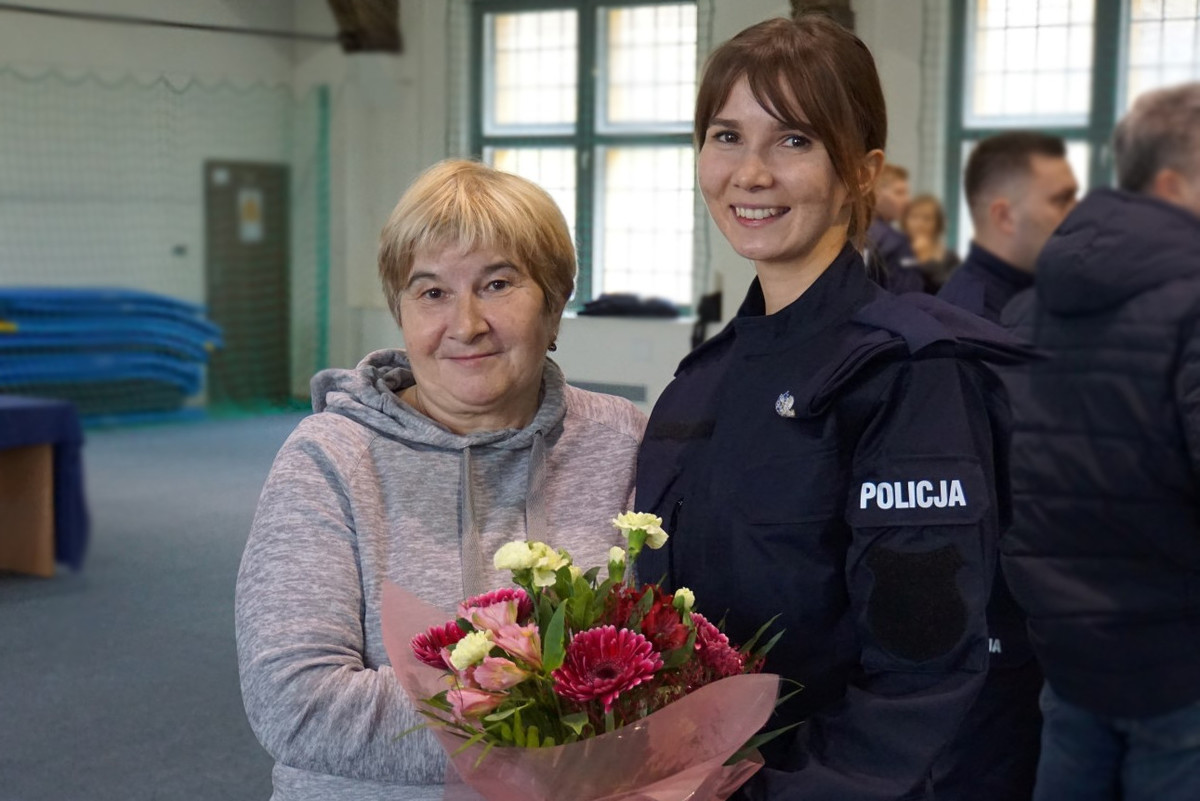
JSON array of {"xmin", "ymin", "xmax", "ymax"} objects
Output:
[{"xmin": 0, "ymin": 66, "xmax": 331, "ymax": 424}]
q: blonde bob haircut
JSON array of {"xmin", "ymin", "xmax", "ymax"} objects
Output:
[{"xmin": 378, "ymin": 159, "xmax": 576, "ymax": 323}]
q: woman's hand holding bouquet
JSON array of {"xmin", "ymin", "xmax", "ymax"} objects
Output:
[{"xmin": 381, "ymin": 513, "xmax": 787, "ymax": 801}]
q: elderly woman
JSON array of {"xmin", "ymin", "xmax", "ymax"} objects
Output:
[{"xmin": 235, "ymin": 159, "xmax": 646, "ymax": 801}]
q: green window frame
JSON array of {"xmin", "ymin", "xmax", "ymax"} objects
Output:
[
  {"xmin": 469, "ymin": 0, "xmax": 698, "ymax": 310},
  {"xmin": 944, "ymin": 0, "xmax": 1126, "ymax": 248}
]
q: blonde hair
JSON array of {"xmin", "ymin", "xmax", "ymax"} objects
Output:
[
  {"xmin": 878, "ymin": 163, "xmax": 909, "ymax": 187},
  {"xmin": 378, "ymin": 159, "xmax": 576, "ymax": 322}
]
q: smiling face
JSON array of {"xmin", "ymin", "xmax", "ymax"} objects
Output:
[
  {"xmin": 698, "ymin": 76, "xmax": 854, "ymax": 305},
  {"xmin": 398, "ymin": 244, "xmax": 554, "ymax": 434}
]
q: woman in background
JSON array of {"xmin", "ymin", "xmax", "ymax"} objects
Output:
[
  {"xmin": 636, "ymin": 15, "xmax": 1025, "ymax": 801},
  {"xmin": 236, "ymin": 160, "xmax": 645, "ymax": 801},
  {"xmin": 902, "ymin": 193, "xmax": 961, "ymax": 292}
]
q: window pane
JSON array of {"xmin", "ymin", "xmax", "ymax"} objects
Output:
[
  {"xmin": 967, "ymin": 0, "xmax": 1093, "ymax": 124},
  {"xmin": 486, "ymin": 147, "xmax": 578, "ymax": 245},
  {"xmin": 602, "ymin": 4, "xmax": 697, "ymax": 127},
  {"xmin": 487, "ymin": 10, "xmax": 578, "ymax": 130},
  {"xmin": 1124, "ymin": 1, "xmax": 1200, "ymax": 110},
  {"xmin": 596, "ymin": 147, "xmax": 694, "ymax": 304}
]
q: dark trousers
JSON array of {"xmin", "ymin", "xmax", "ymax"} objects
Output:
[{"xmin": 932, "ymin": 657, "xmax": 1043, "ymax": 801}]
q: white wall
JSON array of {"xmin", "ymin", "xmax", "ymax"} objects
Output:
[
  {"xmin": 0, "ymin": 0, "xmax": 298, "ymax": 82},
  {"xmin": 0, "ymin": 0, "xmax": 937, "ymax": 412}
]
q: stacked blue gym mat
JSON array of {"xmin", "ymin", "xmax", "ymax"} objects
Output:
[{"xmin": 0, "ymin": 288, "xmax": 223, "ymax": 424}]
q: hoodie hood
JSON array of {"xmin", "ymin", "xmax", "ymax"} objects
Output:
[
  {"xmin": 1037, "ymin": 188, "xmax": 1200, "ymax": 316},
  {"xmin": 310, "ymin": 349, "xmax": 568, "ymax": 597},
  {"xmin": 310, "ymin": 348, "xmax": 568, "ymax": 451}
]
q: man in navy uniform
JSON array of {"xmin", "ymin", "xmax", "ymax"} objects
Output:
[
  {"xmin": 867, "ymin": 163, "xmax": 925, "ymax": 293},
  {"xmin": 939, "ymin": 133, "xmax": 1078, "ymax": 319},
  {"xmin": 1002, "ymin": 82, "xmax": 1200, "ymax": 801},
  {"xmin": 932, "ymin": 131, "xmax": 1078, "ymax": 801}
]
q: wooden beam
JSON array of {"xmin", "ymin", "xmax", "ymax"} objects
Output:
[
  {"xmin": 326, "ymin": 0, "xmax": 402, "ymax": 53},
  {"xmin": 791, "ymin": 0, "xmax": 855, "ymax": 31}
]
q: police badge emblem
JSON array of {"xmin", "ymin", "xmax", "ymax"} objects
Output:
[{"xmin": 775, "ymin": 391, "xmax": 796, "ymax": 418}]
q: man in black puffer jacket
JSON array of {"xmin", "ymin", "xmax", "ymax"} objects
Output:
[{"xmin": 1001, "ymin": 82, "xmax": 1200, "ymax": 801}]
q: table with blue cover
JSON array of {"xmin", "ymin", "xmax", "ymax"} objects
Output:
[{"xmin": 0, "ymin": 395, "xmax": 88, "ymax": 571}]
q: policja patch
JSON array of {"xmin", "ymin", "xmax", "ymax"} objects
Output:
[{"xmin": 846, "ymin": 455, "xmax": 988, "ymax": 528}]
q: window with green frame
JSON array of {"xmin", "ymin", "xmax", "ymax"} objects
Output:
[
  {"xmin": 469, "ymin": 0, "xmax": 699, "ymax": 309},
  {"xmin": 944, "ymin": 0, "xmax": 1200, "ymax": 249}
]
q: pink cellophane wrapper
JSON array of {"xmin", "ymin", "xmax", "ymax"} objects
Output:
[{"xmin": 381, "ymin": 581, "xmax": 778, "ymax": 801}]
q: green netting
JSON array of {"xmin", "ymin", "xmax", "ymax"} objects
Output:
[{"xmin": 0, "ymin": 66, "xmax": 330, "ymax": 424}]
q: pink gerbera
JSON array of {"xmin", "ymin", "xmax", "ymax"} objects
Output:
[
  {"xmin": 410, "ymin": 621, "xmax": 467, "ymax": 669},
  {"xmin": 457, "ymin": 588, "xmax": 534, "ymax": 631},
  {"xmin": 692, "ymin": 612, "xmax": 746, "ymax": 679},
  {"xmin": 551, "ymin": 626, "xmax": 663, "ymax": 712}
]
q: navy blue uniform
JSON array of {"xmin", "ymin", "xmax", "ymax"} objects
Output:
[
  {"xmin": 867, "ymin": 218, "xmax": 925, "ymax": 294},
  {"xmin": 935, "ymin": 241, "xmax": 1042, "ymax": 801},
  {"xmin": 637, "ymin": 245, "xmax": 1028, "ymax": 801},
  {"xmin": 937, "ymin": 242, "xmax": 1033, "ymax": 321}
]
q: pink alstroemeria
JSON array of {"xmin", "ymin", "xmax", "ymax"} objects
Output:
[
  {"xmin": 473, "ymin": 656, "xmax": 533, "ymax": 691},
  {"xmin": 447, "ymin": 687, "xmax": 506, "ymax": 720},
  {"xmin": 457, "ymin": 588, "xmax": 533, "ymax": 632},
  {"xmin": 491, "ymin": 622, "xmax": 543, "ymax": 669}
]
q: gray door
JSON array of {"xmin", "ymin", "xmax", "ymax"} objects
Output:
[{"xmin": 204, "ymin": 161, "xmax": 290, "ymax": 408}]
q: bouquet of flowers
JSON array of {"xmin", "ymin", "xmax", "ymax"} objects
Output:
[{"xmin": 381, "ymin": 512, "xmax": 787, "ymax": 801}]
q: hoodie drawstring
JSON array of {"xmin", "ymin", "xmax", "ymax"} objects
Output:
[
  {"xmin": 525, "ymin": 430, "xmax": 548, "ymax": 545},
  {"xmin": 459, "ymin": 430, "xmax": 550, "ymax": 598},
  {"xmin": 459, "ymin": 446, "xmax": 485, "ymax": 599}
]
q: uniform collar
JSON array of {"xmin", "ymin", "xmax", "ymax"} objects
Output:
[
  {"xmin": 731, "ymin": 243, "xmax": 876, "ymax": 353},
  {"xmin": 965, "ymin": 242, "xmax": 1034, "ymax": 294}
]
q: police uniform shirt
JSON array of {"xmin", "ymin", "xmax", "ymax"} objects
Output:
[{"xmin": 637, "ymin": 244, "xmax": 1026, "ymax": 801}]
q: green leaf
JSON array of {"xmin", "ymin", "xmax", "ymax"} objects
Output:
[
  {"xmin": 583, "ymin": 566, "xmax": 602, "ymax": 584},
  {"xmin": 542, "ymin": 603, "xmax": 568, "ymax": 673},
  {"xmin": 513, "ymin": 708, "xmax": 525, "ymax": 747},
  {"xmin": 451, "ymin": 730, "xmax": 486, "ymax": 757},
  {"xmin": 497, "ymin": 722, "xmax": 513, "ymax": 742},
  {"xmin": 724, "ymin": 721, "xmax": 804, "ymax": 766},
  {"xmin": 526, "ymin": 724, "xmax": 540, "ymax": 748},
  {"xmin": 483, "ymin": 701, "xmax": 530, "ymax": 723},
  {"xmin": 541, "ymin": 734, "xmax": 556, "ymax": 747},
  {"xmin": 752, "ymin": 628, "xmax": 786, "ymax": 661},
  {"xmin": 537, "ymin": 594, "xmax": 555, "ymax": 631},
  {"xmin": 561, "ymin": 711, "xmax": 590, "ymax": 736},
  {"xmin": 393, "ymin": 722, "xmax": 430, "ymax": 741},
  {"xmin": 472, "ymin": 741, "xmax": 495, "ymax": 770},
  {"xmin": 738, "ymin": 614, "xmax": 781, "ymax": 656},
  {"xmin": 660, "ymin": 630, "xmax": 698, "ymax": 669}
]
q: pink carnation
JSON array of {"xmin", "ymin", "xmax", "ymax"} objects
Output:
[
  {"xmin": 692, "ymin": 612, "xmax": 745, "ymax": 678},
  {"xmin": 458, "ymin": 588, "xmax": 534, "ymax": 631},
  {"xmin": 447, "ymin": 686, "xmax": 506, "ymax": 720},
  {"xmin": 410, "ymin": 621, "xmax": 467, "ymax": 669},
  {"xmin": 552, "ymin": 626, "xmax": 663, "ymax": 712}
]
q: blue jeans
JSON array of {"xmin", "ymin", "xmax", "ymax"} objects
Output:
[{"xmin": 1033, "ymin": 684, "xmax": 1200, "ymax": 801}]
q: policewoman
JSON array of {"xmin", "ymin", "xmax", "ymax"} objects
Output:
[{"xmin": 636, "ymin": 15, "xmax": 1028, "ymax": 801}]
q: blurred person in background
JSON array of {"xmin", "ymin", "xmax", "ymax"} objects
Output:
[
  {"xmin": 938, "ymin": 132, "xmax": 1078, "ymax": 319},
  {"xmin": 1001, "ymin": 82, "xmax": 1200, "ymax": 801},
  {"xmin": 867, "ymin": 162, "xmax": 925, "ymax": 293},
  {"xmin": 900, "ymin": 193, "xmax": 960, "ymax": 292},
  {"xmin": 235, "ymin": 159, "xmax": 646, "ymax": 801},
  {"xmin": 931, "ymin": 130, "xmax": 1077, "ymax": 801}
]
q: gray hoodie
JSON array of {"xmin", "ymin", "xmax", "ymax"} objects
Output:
[{"xmin": 235, "ymin": 350, "xmax": 646, "ymax": 800}]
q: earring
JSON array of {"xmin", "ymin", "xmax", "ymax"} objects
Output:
[{"xmin": 548, "ymin": 341, "xmax": 558, "ymax": 352}]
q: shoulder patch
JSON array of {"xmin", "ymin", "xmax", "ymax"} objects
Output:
[{"xmin": 846, "ymin": 455, "xmax": 987, "ymax": 528}]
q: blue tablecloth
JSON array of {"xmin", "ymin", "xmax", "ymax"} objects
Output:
[{"xmin": 0, "ymin": 395, "xmax": 88, "ymax": 569}]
